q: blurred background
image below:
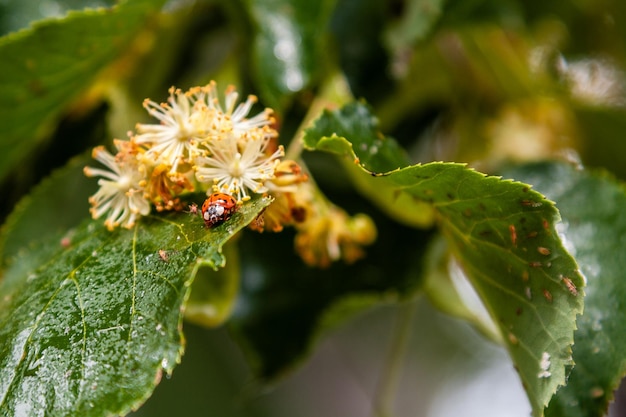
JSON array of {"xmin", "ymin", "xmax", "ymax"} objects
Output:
[{"xmin": 130, "ymin": 298, "xmax": 532, "ymax": 417}]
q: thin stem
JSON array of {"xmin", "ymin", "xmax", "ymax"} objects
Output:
[{"xmin": 372, "ymin": 300, "xmax": 417, "ymax": 417}]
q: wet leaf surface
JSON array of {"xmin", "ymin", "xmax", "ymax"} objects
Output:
[{"xmin": 0, "ymin": 197, "xmax": 271, "ymax": 416}]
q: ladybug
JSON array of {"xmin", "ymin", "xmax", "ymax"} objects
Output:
[{"xmin": 201, "ymin": 193, "xmax": 238, "ymax": 227}]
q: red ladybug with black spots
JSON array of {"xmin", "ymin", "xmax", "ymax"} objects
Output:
[{"xmin": 201, "ymin": 193, "xmax": 237, "ymax": 227}]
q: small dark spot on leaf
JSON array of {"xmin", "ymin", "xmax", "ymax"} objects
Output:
[
  {"xmin": 542, "ymin": 289, "xmax": 553, "ymax": 303},
  {"xmin": 537, "ymin": 247, "xmax": 551, "ymax": 256},
  {"xmin": 447, "ymin": 192, "xmax": 454, "ymax": 200},
  {"xmin": 521, "ymin": 199, "xmax": 542, "ymax": 208},
  {"xmin": 522, "ymin": 270, "xmax": 529, "ymax": 281},
  {"xmin": 463, "ymin": 208, "xmax": 472, "ymax": 217},
  {"xmin": 509, "ymin": 224, "xmax": 517, "ymax": 247},
  {"xmin": 562, "ymin": 277, "xmax": 578, "ymax": 296},
  {"xmin": 590, "ymin": 387, "xmax": 605, "ymax": 398}
]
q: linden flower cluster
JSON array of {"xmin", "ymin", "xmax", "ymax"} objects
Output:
[
  {"xmin": 84, "ymin": 81, "xmax": 285, "ymax": 230},
  {"xmin": 249, "ymin": 164, "xmax": 377, "ymax": 267},
  {"xmin": 84, "ymin": 81, "xmax": 377, "ymax": 267}
]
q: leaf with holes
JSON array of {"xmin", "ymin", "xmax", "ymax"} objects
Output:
[
  {"xmin": 304, "ymin": 103, "xmax": 585, "ymax": 417},
  {"xmin": 0, "ymin": 197, "xmax": 271, "ymax": 416}
]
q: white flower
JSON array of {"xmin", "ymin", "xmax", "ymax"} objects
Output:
[
  {"xmin": 84, "ymin": 140, "xmax": 151, "ymax": 230},
  {"xmin": 195, "ymin": 130, "xmax": 284, "ymax": 202},
  {"xmin": 202, "ymin": 81, "xmax": 276, "ymax": 136},
  {"xmin": 134, "ymin": 86, "xmax": 207, "ymax": 172},
  {"xmin": 133, "ymin": 82, "xmax": 275, "ymax": 172}
]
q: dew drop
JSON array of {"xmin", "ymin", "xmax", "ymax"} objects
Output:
[
  {"xmin": 525, "ymin": 287, "xmax": 532, "ymax": 300},
  {"xmin": 537, "ymin": 370, "xmax": 552, "ymax": 378},
  {"xmin": 538, "ymin": 352, "xmax": 551, "ymax": 378}
]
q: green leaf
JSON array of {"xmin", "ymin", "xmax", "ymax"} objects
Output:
[
  {"xmin": 392, "ymin": 163, "xmax": 583, "ymax": 417},
  {"xmin": 505, "ymin": 162, "xmax": 626, "ymax": 417},
  {"xmin": 0, "ymin": 0, "xmax": 117, "ymax": 36},
  {"xmin": 0, "ymin": 197, "xmax": 271, "ymax": 416},
  {"xmin": 243, "ymin": 0, "xmax": 336, "ymax": 110},
  {"xmin": 304, "ymin": 108, "xmax": 585, "ymax": 416},
  {"xmin": 0, "ymin": 153, "xmax": 96, "ymax": 266},
  {"xmin": 303, "ymin": 101, "xmax": 411, "ymax": 173},
  {"xmin": 303, "ymin": 101, "xmax": 435, "ymax": 227},
  {"xmin": 0, "ymin": 0, "xmax": 166, "ymax": 183}
]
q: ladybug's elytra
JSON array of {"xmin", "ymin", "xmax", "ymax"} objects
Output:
[{"xmin": 201, "ymin": 193, "xmax": 238, "ymax": 227}]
